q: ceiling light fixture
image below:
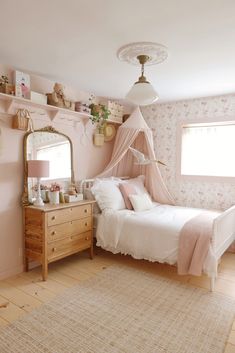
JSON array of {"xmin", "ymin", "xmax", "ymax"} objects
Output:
[{"xmin": 117, "ymin": 42, "xmax": 168, "ymax": 106}]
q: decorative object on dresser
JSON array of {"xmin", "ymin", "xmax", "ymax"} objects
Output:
[
  {"xmin": 27, "ymin": 160, "xmax": 50, "ymax": 206},
  {"xmin": 22, "ymin": 126, "xmax": 74, "ymax": 206},
  {"xmin": 49, "ymin": 182, "xmax": 61, "ymax": 205},
  {"xmin": 63, "ymin": 183, "xmax": 83, "ymax": 202},
  {"xmin": 24, "ymin": 200, "xmax": 95, "ymax": 280},
  {"xmin": 46, "ymin": 82, "xmax": 75, "ymax": 111},
  {"xmin": 64, "ymin": 193, "xmax": 83, "ymax": 203}
]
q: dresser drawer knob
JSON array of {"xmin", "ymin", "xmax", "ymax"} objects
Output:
[
  {"xmin": 51, "ymin": 216, "xmax": 56, "ymax": 220},
  {"xmin": 85, "ymin": 222, "xmax": 88, "ymax": 226},
  {"xmin": 51, "ymin": 231, "xmax": 56, "ymax": 236},
  {"xmin": 84, "ymin": 209, "xmax": 88, "ymax": 213},
  {"xmin": 85, "ymin": 236, "xmax": 89, "ymax": 240},
  {"xmin": 52, "ymin": 247, "xmax": 57, "ymax": 252}
]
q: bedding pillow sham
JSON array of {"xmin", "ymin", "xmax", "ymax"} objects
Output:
[
  {"xmin": 122, "ymin": 175, "xmax": 151, "ymax": 197},
  {"xmin": 129, "ymin": 193, "xmax": 154, "ymax": 212},
  {"xmin": 91, "ymin": 178, "xmax": 126, "ymax": 211},
  {"xmin": 119, "ymin": 183, "xmax": 137, "ymax": 210}
]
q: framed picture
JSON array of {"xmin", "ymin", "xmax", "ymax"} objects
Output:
[{"xmin": 13, "ymin": 70, "xmax": 30, "ymax": 99}]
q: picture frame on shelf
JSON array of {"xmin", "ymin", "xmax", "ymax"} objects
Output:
[{"xmin": 13, "ymin": 70, "xmax": 30, "ymax": 99}]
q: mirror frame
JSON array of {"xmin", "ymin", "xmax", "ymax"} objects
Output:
[{"xmin": 22, "ymin": 125, "xmax": 75, "ymax": 206}]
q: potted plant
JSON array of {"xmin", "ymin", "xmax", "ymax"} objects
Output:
[
  {"xmin": 89, "ymin": 103, "xmax": 111, "ymax": 146},
  {"xmin": 0, "ymin": 75, "xmax": 15, "ymax": 95}
]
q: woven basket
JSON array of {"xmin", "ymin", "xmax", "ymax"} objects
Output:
[
  {"xmin": 12, "ymin": 109, "xmax": 30, "ymax": 131},
  {"xmin": 93, "ymin": 133, "xmax": 104, "ymax": 146}
]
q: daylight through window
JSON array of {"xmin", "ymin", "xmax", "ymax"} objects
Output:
[{"xmin": 181, "ymin": 122, "xmax": 235, "ymax": 177}]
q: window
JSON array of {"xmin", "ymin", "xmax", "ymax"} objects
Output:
[
  {"xmin": 36, "ymin": 141, "xmax": 71, "ymax": 180},
  {"xmin": 180, "ymin": 121, "xmax": 235, "ymax": 178}
]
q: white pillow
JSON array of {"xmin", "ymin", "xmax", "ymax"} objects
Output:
[
  {"xmin": 122, "ymin": 175, "xmax": 150, "ymax": 197},
  {"xmin": 129, "ymin": 193, "xmax": 154, "ymax": 212},
  {"xmin": 91, "ymin": 178, "xmax": 126, "ymax": 211}
]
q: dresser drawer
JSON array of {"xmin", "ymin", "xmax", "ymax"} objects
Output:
[
  {"xmin": 48, "ymin": 231, "xmax": 92, "ymax": 261},
  {"xmin": 48, "ymin": 217, "xmax": 92, "ymax": 242},
  {"xmin": 47, "ymin": 204, "xmax": 92, "ymax": 226}
]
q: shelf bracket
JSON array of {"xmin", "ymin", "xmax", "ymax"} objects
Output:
[
  {"xmin": 4, "ymin": 99, "xmax": 14, "ymax": 114},
  {"xmin": 48, "ymin": 110, "xmax": 60, "ymax": 121}
]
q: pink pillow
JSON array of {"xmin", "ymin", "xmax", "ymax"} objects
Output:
[{"xmin": 119, "ymin": 183, "xmax": 136, "ymax": 210}]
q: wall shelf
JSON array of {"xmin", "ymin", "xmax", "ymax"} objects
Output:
[
  {"xmin": 0, "ymin": 93, "xmax": 92, "ymax": 123},
  {"xmin": 0, "ymin": 93, "xmax": 123, "ymax": 126}
]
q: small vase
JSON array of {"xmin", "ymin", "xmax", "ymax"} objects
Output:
[
  {"xmin": 93, "ymin": 133, "xmax": 104, "ymax": 146},
  {"xmin": 49, "ymin": 191, "xmax": 60, "ymax": 205}
]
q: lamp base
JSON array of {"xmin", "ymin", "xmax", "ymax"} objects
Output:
[
  {"xmin": 33, "ymin": 197, "xmax": 44, "ymax": 207},
  {"xmin": 33, "ymin": 177, "xmax": 44, "ymax": 207}
]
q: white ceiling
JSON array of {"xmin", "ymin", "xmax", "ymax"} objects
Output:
[{"xmin": 1, "ymin": 0, "xmax": 235, "ymax": 102}]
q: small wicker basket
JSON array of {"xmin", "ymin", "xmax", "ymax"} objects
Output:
[{"xmin": 12, "ymin": 109, "xmax": 30, "ymax": 131}]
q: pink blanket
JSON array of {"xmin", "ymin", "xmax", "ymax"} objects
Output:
[{"xmin": 178, "ymin": 211, "xmax": 220, "ymax": 276}]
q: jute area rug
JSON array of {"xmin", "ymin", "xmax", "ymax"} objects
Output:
[{"xmin": 0, "ymin": 266, "xmax": 234, "ymax": 353}]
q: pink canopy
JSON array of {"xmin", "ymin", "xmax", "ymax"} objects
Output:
[{"xmin": 97, "ymin": 107, "xmax": 174, "ymax": 205}]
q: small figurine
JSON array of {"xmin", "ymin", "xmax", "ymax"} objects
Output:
[
  {"xmin": 47, "ymin": 82, "xmax": 74, "ymax": 110},
  {"xmin": 68, "ymin": 184, "xmax": 77, "ymax": 195},
  {"xmin": 51, "ymin": 83, "xmax": 65, "ymax": 104}
]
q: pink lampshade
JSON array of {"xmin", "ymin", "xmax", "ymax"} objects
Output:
[{"xmin": 28, "ymin": 160, "xmax": 49, "ymax": 178}]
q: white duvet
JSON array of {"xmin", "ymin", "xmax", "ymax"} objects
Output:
[{"xmin": 96, "ymin": 203, "xmax": 217, "ymax": 276}]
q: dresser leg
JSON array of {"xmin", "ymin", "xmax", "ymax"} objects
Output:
[{"xmin": 42, "ymin": 262, "xmax": 48, "ymax": 281}]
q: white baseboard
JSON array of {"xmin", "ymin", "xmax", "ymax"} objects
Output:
[{"xmin": 0, "ymin": 264, "xmax": 24, "ymax": 280}]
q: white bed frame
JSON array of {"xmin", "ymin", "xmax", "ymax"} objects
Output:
[{"xmin": 79, "ymin": 179, "xmax": 235, "ymax": 292}]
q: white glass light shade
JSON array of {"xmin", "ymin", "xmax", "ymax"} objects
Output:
[{"xmin": 126, "ymin": 82, "xmax": 159, "ymax": 106}]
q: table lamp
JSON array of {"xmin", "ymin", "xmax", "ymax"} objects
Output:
[{"xmin": 28, "ymin": 160, "xmax": 49, "ymax": 206}]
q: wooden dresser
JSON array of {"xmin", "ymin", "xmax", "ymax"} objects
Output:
[{"xmin": 24, "ymin": 200, "xmax": 95, "ymax": 280}]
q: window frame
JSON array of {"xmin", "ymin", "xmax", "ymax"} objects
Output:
[{"xmin": 176, "ymin": 117, "xmax": 235, "ymax": 183}]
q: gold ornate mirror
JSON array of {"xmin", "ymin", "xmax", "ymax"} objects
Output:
[{"xmin": 23, "ymin": 126, "xmax": 75, "ymax": 205}]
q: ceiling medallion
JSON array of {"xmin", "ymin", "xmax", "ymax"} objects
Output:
[{"xmin": 117, "ymin": 42, "xmax": 168, "ymax": 66}]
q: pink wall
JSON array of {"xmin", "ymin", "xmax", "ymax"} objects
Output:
[{"xmin": 0, "ymin": 65, "xmax": 114, "ymax": 279}]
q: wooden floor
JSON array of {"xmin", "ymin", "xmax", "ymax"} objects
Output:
[{"xmin": 0, "ymin": 248, "xmax": 235, "ymax": 352}]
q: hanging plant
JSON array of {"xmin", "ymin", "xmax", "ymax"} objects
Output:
[{"xmin": 89, "ymin": 104, "xmax": 111, "ymax": 133}]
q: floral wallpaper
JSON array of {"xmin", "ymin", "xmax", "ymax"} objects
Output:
[{"xmin": 141, "ymin": 94, "xmax": 235, "ymax": 211}]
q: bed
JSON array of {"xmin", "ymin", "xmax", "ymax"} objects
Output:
[{"xmin": 80, "ymin": 177, "xmax": 235, "ymax": 291}]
